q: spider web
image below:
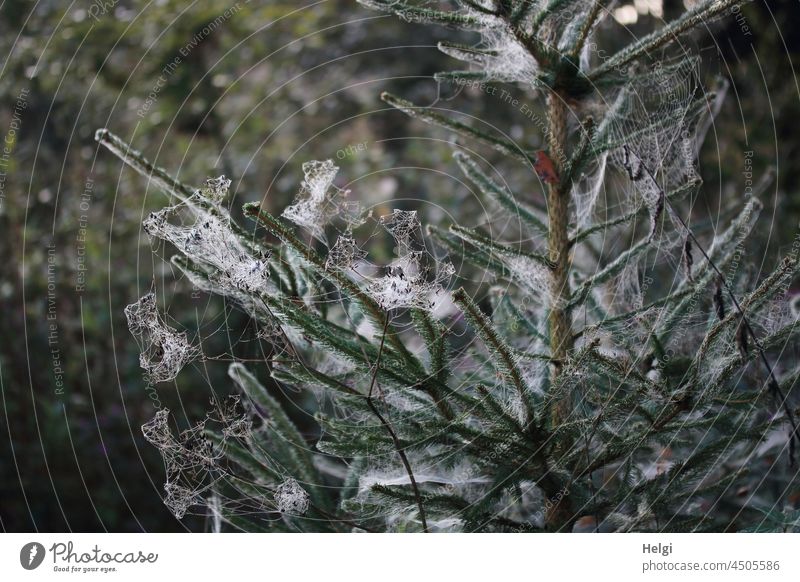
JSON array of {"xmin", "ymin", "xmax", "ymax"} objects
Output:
[{"xmin": 130, "ymin": 160, "xmax": 460, "ymax": 529}]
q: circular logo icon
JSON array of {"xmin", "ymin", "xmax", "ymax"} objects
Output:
[{"xmin": 20, "ymin": 542, "xmax": 46, "ymax": 570}]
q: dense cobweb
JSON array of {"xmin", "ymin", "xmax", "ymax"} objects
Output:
[
  {"xmin": 141, "ymin": 391, "xmax": 314, "ymax": 525},
  {"xmin": 282, "ymin": 160, "xmax": 363, "ymax": 243},
  {"xmin": 124, "ymin": 292, "xmax": 201, "ymax": 384},
  {"xmin": 366, "ymin": 210, "xmax": 455, "ymax": 311},
  {"xmin": 603, "ymin": 57, "xmax": 703, "ymax": 242},
  {"xmin": 143, "ymin": 176, "xmax": 272, "ymax": 300}
]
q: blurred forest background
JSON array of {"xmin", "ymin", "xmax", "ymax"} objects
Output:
[{"xmin": 1, "ymin": 0, "xmax": 799, "ymax": 531}]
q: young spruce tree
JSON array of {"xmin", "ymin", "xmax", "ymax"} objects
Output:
[{"xmin": 98, "ymin": 0, "xmax": 800, "ymax": 532}]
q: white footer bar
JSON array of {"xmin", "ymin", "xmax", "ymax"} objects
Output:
[{"xmin": 1, "ymin": 533, "xmax": 797, "ymax": 581}]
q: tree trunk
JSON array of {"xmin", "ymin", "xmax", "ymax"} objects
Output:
[
  {"xmin": 546, "ymin": 92, "xmax": 573, "ymax": 425},
  {"xmin": 543, "ymin": 91, "xmax": 576, "ymax": 532}
]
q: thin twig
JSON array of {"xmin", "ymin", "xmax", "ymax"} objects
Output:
[{"xmin": 366, "ymin": 316, "xmax": 430, "ymax": 532}]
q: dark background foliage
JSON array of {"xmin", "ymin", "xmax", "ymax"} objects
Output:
[{"xmin": 1, "ymin": 0, "xmax": 798, "ymax": 531}]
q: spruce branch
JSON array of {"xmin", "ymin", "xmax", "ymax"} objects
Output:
[
  {"xmin": 434, "ymin": 70, "xmax": 508, "ymax": 84},
  {"xmin": 204, "ymin": 430, "xmax": 282, "ymax": 484},
  {"xmin": 271, "ymin": 360, "xmax": 362, "ymax": 397},
  {"xmin": 561, "ymin": 116, "xmax": 596, "ymax": 187},
  {"xmin": 529, "ymin": 0, "xmax": 575, "ymax": 39},
  {"xmin": 589, "ymin": 0, "xmax": 749, "ymax": 81},
  {"xmin": 95, "ymin": 129, "xmax": 268, "ymax": 258},
  {"xmin": 493, "ymin": 0, "xmax": 557, "ymax": 65},
  {"xmin": 458, "ymin": 0, "xmax": 499, "ymax": 16},
  {"xmin": 357, "ymin": 0, "xmax": 483, "ymax": 29},
  {"xmin": 453, "ymin": 150, "xmax": 548, "ymax": 233},
  {"xmin": 452, "ymin": 288, "xmax": 536, "ymax": 429},
  {"xmin": 475, "ymin": 384, "xmax": 529, "ymax": 437},
  {"xmin": 381, "ymin": 93, "xmax": 534, "ymax": 163},
  {"xmin": 567, "ymin": 237, "xmax": 651, "ymax": 310},
  {"xmin": 428, "ymin": 224, "xmax": 511, "ymax": 276},
  {"xmin": 574, "ymin": 288, "xmax": 693, "ymax": 341},
  {"xmin": 448, "ymin": 224, "xmax": 555, "ymax": 270},
  {"xmin": 95, "ymin": 128, "xmax": 194, "ymax": 200},
  {"xmin": 411, "ymin": 309, "xmax": 450, "ymax": 384},
  {"xmin": 567, "ymin": 1, "xmax": 607, "ymax": 61},
  {"xmin": 437, "ymin": 41, "xmax": 500, "ymax": 63}
]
